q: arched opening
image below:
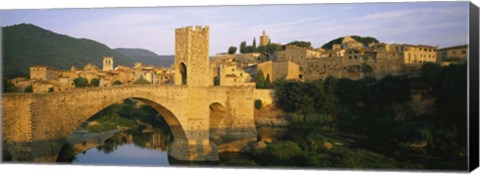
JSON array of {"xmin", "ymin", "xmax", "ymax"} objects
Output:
[
  {"xmin": 209, "ymin": 103, "xmax": 226, "ymax": 146},
  {"xmin": 56, "ymin": 98, "xmax": 187, "ymax": 166},
  {"xmin": 179, "ymin": 62, "xmax": 187, "ymax": 85}
]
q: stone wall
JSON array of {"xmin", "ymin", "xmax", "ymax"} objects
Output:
[
  {"xmin": 254, "ymin": 89, "xmax": 275, "ymax": 106},
  {"xmin": 303, "ymin": 56, "xmax": 412, "ymax": 81},
  {"xmin": 257, "ymin": 61, "xmax": 300, "ymax": 82}
]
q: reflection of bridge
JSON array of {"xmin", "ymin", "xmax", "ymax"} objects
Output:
[{"xmin": 2, "ymin": 25, "xmax": 257, "ymax": 162}]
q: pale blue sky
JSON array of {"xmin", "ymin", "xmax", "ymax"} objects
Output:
[{"xmin": 1, "ymin": 2, "xmax": 469, "ymax": 55}]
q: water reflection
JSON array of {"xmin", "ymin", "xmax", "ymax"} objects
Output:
[{"xmin": 60, "ymin": 129, "xmax": 173, "ymax": 166}]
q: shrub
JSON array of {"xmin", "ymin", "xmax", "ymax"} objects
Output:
[
  {"xmin": 113, "ymin": 80, "xmax": 123, "ymax": 85},
  {"xmin": 254, "ymin": 99, "xmax": 263, "ymax": 110},
  {"xmin": 73, "ymin": 77, "xmax": 88, "ymax": 88},
  {"xmin": 24, "ymin": 85, "xmax": 33, "ymax": 93}
]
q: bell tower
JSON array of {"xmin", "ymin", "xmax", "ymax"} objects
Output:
[{"xmin": 102, "ymin": 57, "xmax": 113, "ymax": 71}]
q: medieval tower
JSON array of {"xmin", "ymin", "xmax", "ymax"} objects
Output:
[
  {"xmin": 102, "ymin": 57, "xmax": 114, "ymax": 71},
  {"xmin": 259, "ymin": 30, "xmax": 270, "ymax": 46},
  {"xmin": 174, "ymin": 26, "xmax": 211, "ymax": 87}
]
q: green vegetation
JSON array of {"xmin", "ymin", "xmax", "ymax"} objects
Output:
[
  {"xmin": 255, "ymin": 71, "xmax": 266, "ymax": 89},
  {"xmin": 48, "ymin": 87, "xmax": 54, "ymax": 92},
  {"xmin": 84, "ymin": 113, "xmax": 136, "ymax": 133},
  {"xmin": 91, "ymin": 78, "xmax": 100, "ymax": 87},
  {"xmin": 240, "ymin": 41, "xmax": 247, "ymax": 54},
  {"xmin": 84, "ymin": 99, "xmax": 171, "ymax": 134},
  {"xmin": 264, "ymin": 74, "xmax": 272, "ymax": 88},
  {"xmin": 228, "ymin": 46, "xmax": 237, "ymax": 54},
  {"xmin": 256, "ymin": 44, "xmax": 282, "ymax": 55},
  {"xmin": 114, "ymin": 48, "xmax": 174, "ymax": 67},
  {"xmin": 73, "ymin": 77, "xmax": 88, "ymax": 88},
  {"xmin": 113, "ymin": 80, "xmax": 123, "ymax": 86},
  {"xmin": 3, "ymin": 79, "xmax": 18, "ymax": 93},
  {"xmin": 252, "ymin": 38, "xmax": 257, "ymax": 50},
  {"xmin": 254, "ymin": 99, "xmax": 263, "ymax": 110},
  {"xmin": 24, "ymin": 85, "xmax": 33, "ymax": 93},
  {"xmin": 131, "ymin": 76, "xmax": 151, "ymax": 85},
  {"xmin": 255, "ymin": 71, "xmax": 274, "ymax": 89},
  {"xmin": 284, "ymin": 41, "xmax": 312, "ymax": 49},
  {"xmin": 257, "ymin": 62, "xmax": 467, "ymax": 170},
  {"xmin": 2, "ymin": 23, "xmax": 133, "ymax": 80},
  {"xmin": 321, "ymin": 36, "xmax": 379, "ymax": 50}
]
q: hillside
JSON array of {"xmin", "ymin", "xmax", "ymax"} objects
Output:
[
  {"xmin": 321, "ymin": 36, "xmax": 379, "ymax": 50},
  {"xmin": 2, "ymin": 23, "xmax": 135, "ymax": 79},
  {"xmin": 114, "ymin": 48, "xmax": 174, "ymax": 67}
]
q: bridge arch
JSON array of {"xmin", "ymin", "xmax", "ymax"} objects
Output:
[{"xmin": 57, "ymin": 96, "xmax": 188, "ymax": 162}]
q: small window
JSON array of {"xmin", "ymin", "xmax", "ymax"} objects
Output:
[
  {"xmin": 452, "ymin": 51, "xmax": 456, "ymax": 55},
  {"xmin": 462, "ymin": 50, "xmax": 466, "ymax": 54}
]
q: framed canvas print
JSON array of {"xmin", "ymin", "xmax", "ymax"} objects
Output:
[{"xmin": 1, "ymin": 0, "xmax": 479, "ymax": 173}]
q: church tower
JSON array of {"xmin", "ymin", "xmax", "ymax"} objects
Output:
[
  {"xmin": 174, "ymin": 26, "xmax": 211, "ymax": 87},
  {"xmin": 102, "ymin": 57, "xmax": 113, "ymax": 71},
  {"xmin": 259, "ymin": 30, "xmax": 270, "ymax": 46}
]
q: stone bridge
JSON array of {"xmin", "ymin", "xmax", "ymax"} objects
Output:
[
  {"xmin": 2, "ymin": 25, "xmax": 261, "ymax": 163},
  {"xmin": 2, "ymin": 84, "xmax": 257, "ymax": 162}
]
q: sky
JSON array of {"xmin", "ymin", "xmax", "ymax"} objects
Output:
[{"xmin": 1, "ymin": 1, "xmax": 469, "ymax": 56}]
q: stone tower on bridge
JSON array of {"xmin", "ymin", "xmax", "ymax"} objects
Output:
[{"xmin": 175, "ymin": 26, "xmax": 211, "ymax": 87}]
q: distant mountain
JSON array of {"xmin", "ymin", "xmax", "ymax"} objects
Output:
[
  {"xmin": 321, "ymin": 36, "xmax": 379, "ymax": 50},
  {"xmin": 2, "ymin": 23, "xmax": 135, "ymax": 79},
  {"xmin": 114, "ymin": 48, "xmax": 174, "ymax": 67}
]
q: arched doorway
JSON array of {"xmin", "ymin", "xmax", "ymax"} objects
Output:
[{"xmin": 179, "ymin": 63, "xmax": 187, "ymax": 85}]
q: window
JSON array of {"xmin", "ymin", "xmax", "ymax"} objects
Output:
[
  {"xmin": 462, "ymin": 50, "xmax": 466, "ymax": 54},
  {"xmin": 452, "ymin": 51, "xmax": 456, "ymax": 55}
]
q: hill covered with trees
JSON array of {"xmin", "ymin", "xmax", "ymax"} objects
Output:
[
  {"xmin": 2, "ymin": 23, "xmax": 133, "ymax": 79},
  {"xmin": 321, "ymin": 36, "xmax": 379, "ymax": 50},
  {"xmin": 114, "ymin": 48, "xmax": 174, "ymax": 67}
]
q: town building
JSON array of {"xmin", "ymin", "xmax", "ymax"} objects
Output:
[{"xmin": 437, "ymin": 44, "xmax": 468, "ymax": 61}]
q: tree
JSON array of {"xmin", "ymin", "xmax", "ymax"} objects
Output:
[
  {"xmin": 253, "ymin": 37, "xmax": 257, "ymax": 50},
  {"xmin": 228, "ymin": 46, "xmax": 237, "ymax": 54},
  {"xmin": 255, "ymin": 71, "xmax": 266, "ymax": 89},
  {"xmin": 24, "ymin": 85, "xmax": 33, "ymax": 93},
  {"xmin": 113, "ymin": 80, "xmax": 123, "ymax": 86},
  {"xmin": 286, "ymin": 41, "xmax": 312, "ymax": 49},
  {"xmin": 91, "ymin": 78, "xmax": 100, "ymax": 87},
  {"xmin": 245, "ymin": 46, "xmax": 254, "ymax": 53},
  {"xmin": 132, "ymin": 76, "xmax": 151, "ymax": 85},
  {"xmin": 265, "ymin": 74, "xmax": 272, "ymax": 88},
  {"xmin": 421, "ymin": 62, "xmax": 442, "ymax": 86},
  {"xmin": 3, "ymin": 79, "xmax": 18, "ymax": 93},
  {"xmin": 240, "ymin": 41, "xmax": 247, "ymax": 53},
  {"xmin": 317, "ymin": 76, "xmax": 339, "ymax": 117},
  {"xmin": 73, "ymin": 77, "xmax": 88, "ymax": 88}
]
